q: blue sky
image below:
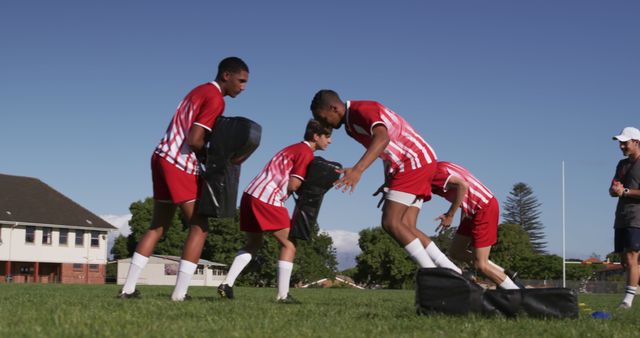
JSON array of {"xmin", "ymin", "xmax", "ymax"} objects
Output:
[{"xmin": 1, "ymin": 1, "xmax": 638, "ymax": 264}]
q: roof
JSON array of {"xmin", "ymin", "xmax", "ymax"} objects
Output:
[
  {"xmin": 118, "ymin": 254, "xmax": 226, "ymax": 267},
  {"xmin": 0, "ymin": 173, "xmax": 116, "ymax": 230}
]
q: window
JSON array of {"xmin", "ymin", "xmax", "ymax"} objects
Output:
[
  {"xmin": 25, "ymin": 226, "xmax": 35, "ymax": 243},
  {"xmin": 75, "ymin": 230, "xmax": 84, "ymax": 246},
  {"xmin": 89, "ymin": 264, "xmax": 99, "ymax": 271},
  {"xmin": 73, "ymin": 263, "xmax": 83, "ymax": 271},
  {"xmin": 42, "ymin": 227, "xmax": 52, "ymax": 245},
  {"xmin": 59, "ymin": 228, "xmax": 68, "ymax": 245},
  {"xmin": 90, "ymin": 231, "xmax": 100, "ymax": 247}
]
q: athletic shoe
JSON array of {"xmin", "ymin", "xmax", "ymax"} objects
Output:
[
  {"xmin": 117, "ymin": 289, "xmax": 141, "ymax": 299},
  {"xmin": 217, "ymin": 284, "xmax": 234, "ymax": 299},
  {"xmin": 618, "ymin": 302, "xmax": 631, "ymax": 310},
  {"xmin": 277, "ymin": 294, "xmax": 301, "ymax": 304},
  {"xmin": 171, "ymin": 294, "xmax": 192, "ymax": 302}
]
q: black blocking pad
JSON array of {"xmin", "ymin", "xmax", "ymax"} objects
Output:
[
  {"xmin": 198, "ymin": 116, "xmax": 262, "ymax": 218},
  {"xmin": 290, "ymin": 157, "xmax": 342, "ymax": 241},
  {"xmin": 415, "ymin": 268, "xmax": 579, "ymax": 319}
]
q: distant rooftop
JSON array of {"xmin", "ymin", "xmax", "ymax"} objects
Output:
[{"xmin": 0, "ymin": 173, "xmax": 116, "ymax": 230}]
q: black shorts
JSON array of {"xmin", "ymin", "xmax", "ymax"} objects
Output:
[{"xmin": 614, "ymin": 227, "xmax": 640, "ymax": 253}]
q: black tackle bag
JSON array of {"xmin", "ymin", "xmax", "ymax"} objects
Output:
[
  {"xmin": 289, "ymin": 156, "xmax": 342, "ymax": 241},
  {"xmin": 198, "ymin": 116, "xmax": 261, "ymax": 218},
  {"xmin": 416, "ymin": 268, "xmax": 579, "ymax": 319}
]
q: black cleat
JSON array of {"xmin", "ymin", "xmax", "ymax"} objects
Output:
[
  {"xmin": 117, "ymin": 289, "xmax": 141, "ymax": 299},
  {"xmin": 217, "ymin": 284, "xmax": 234, "ymax": 299},
  {"xmin": 277, "ymin": 294, "xmax": 301, "ymax": 304}
]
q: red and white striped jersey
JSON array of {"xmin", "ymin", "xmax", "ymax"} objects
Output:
[
  {"xmin": 345, "ymin": 100, "xmax": 437, "ymax": 175},
  {"xmin": 154, "ymin": 82, "xmax": 225, "ymax": 174},
  {"xmin": 431, "ymin": 161, "xmax": 494, "ymax": 216},
  {"xmin": 244, "ymin": 142, "xmax": 314, "ymax": 207}
]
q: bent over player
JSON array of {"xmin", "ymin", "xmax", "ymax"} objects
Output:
[
  {"xmin": 310, "ymin": 90, "xmax": 460, "ymax": 273},
  {"xmin": 431, "ymin": 161, "xmax": 520, "ymax": 289},
  {"xmin": 217, "ymin": 119, "xmax": 332, "ymax": 303},
  {"xmin": 119, "ymin": 57, "xmax": 249, "ymax": 301}
]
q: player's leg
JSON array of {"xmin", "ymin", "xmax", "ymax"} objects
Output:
[
  {"xmin": 381, "ymin": 197, "xmax": 441, "ymax": 270},
  {"xmin": 473, "ymin": 246, "xmax": 519, "ymax": 289},
  {"xmin": 120, "ymin": 200, "xmax": 176, "ymax": 297},
  {"xmin": 272, "ymin": 227, "xmax": 297, "ymax": 301},
  {"xmin": 218, "ymin": 232, "xmax": 263, "ymax": 299},
  {"xmin": 171, "ymin": 200, "xmax": 209, "ymax": 301},
  {"xmin": 401, "ymin": 206, "xmax": 436, "ymax": 267},
  {"xmin": 400, "ymin": 200, "xmax": 460, "ymax": 272},
  {"xmin": 621, "ymin": 249, "xmax": 640, "ymax": 308}
]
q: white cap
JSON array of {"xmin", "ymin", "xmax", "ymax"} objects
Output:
[{"xmin": 613, "ymin": 127, "xmax": 640, "ymax": 142}]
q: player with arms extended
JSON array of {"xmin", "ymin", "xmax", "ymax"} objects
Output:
[{"xmin": 310, "ymin": 89, "xmax": 460, "ymax": 273}]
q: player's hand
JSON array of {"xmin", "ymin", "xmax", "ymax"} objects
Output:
[
  {"xmin": 435, "ymin": 213, "xmax": 454, "ymax": 233},
  {"xmin": 611, "ymin": 180, "xmax": 624, "ymax": 197},
  {"xmin": 334, "ymin": 167, "xmax": 362, "ymax": 194},
  {"xmin": 373, "ymin": 183, "xmax": 389, "ymax": 208}
]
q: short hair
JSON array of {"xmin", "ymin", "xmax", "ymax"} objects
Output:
[
  {"xmin": 304, "ymin": 119, "xmax": 332, "ymax": 141},
  {"xmin": 216, "ymin": 57, "xmax": 249, "ymax": 78},
  {"xmin": 310, "ymin": 89, "xmax": 341, "ymax": 119}
]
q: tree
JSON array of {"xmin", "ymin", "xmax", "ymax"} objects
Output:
[
  {"xmin": 354, "ymin": 227, "xmax": 416, "ymax": 289},
  {"xmin": 432, "ymin": 226, "xmax": 457, "ymax": 254},
  {"xmin": 292, "ymin": 223, "xmax": 338, "ymax": 285},
  {"xmin": 490, "ymin": 223, "xmax": 534, "ymax": 272},
  {"xmin": 122, "ymin": 198, "xmax": 187, "ymax": 257},
  {"xmin": 110, "ymin": 235, "xmax": 129, "ymax": 260},
  {"xmin": 502, "ymin": 182, "xmax": 546, "ymax": 253}
]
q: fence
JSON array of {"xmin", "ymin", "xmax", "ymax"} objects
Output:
[{"xmin": 519, "ymin": 279, "xmax": 626, "ymax": 294}]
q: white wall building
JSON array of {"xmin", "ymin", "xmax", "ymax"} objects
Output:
[
  {"xmin": 0, "ymin": 174, "xmax": 116, "ymax": 284},
  {"xmin": 117, "ymin": 255, "xmax": 227, "ymax": 287}
]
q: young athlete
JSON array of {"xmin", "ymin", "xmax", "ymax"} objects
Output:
[
  {"xmin": 217, "ymin": 119, "xmax": 332, "ymax": 303},
  {"xmin": 118, "ymin": 57, "xmax": 249, "ymax": 301},
  {"xmin": 310, "ymin": 90, "xmax": 461, "ymax": 273},
  {"xmin": 431, "ymin": 161, "xmax": 520, "ymax": 289}
]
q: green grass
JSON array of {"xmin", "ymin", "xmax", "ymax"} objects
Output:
[{"xmin": 0, "ymin": 284, "xmax": 637, "ymax": 338}]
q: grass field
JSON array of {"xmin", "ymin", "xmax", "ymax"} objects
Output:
[{"xmin": 0, "ymin": 284, "xmax": 637, "ymax": 338}]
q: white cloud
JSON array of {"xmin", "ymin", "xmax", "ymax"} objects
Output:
[
  {"xmin": 100, "ymin": 214, "xmax": 132, "ymax": 260},
  {"xmin": 101, "ymin": 214, "xmax": 132, "ymax": 237},
  {"xmin": 323, "ymin": 229, "xmax": 360, "ymax": 253},
  {"xmin": 322, "ymin": 229, "xmax": 361, "ymax": 270}
]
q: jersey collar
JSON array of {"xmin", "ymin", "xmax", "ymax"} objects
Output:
[
  {"xmin": 344, "ymin": 100, "xmax": 351, "ymax": 134},
  {"xmin": 210, "ymin": 81, "xmax": 222, "ymax": 93}
]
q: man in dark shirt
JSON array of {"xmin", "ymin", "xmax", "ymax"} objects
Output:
[{"xmin": 610, "ymin": 126, "xmax": 640, "ymax": 309}]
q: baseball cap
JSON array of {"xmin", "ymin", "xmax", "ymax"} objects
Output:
[{"xmin": 613, "ymin": 127, "xmax": 640, "ymax": 142}]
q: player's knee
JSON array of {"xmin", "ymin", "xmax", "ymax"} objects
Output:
[{"xmin": 474, "ymin": 260, "xmax": 490, "ymax": 274}]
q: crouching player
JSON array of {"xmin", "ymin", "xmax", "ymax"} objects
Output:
[
  {"xmin": 217, "ymin": 119, "xmax": 332, "ymax": 303},
  {"xmin": 431, "ymin": 161, "xmax": 520, "ymax": 290}
]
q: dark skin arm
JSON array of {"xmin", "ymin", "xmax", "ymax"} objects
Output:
[
  {"xmin": 188, "ymin": 124, "xmax": 208, "ymax": 157},
  {"xmin": 336, "ymin": 125, "xmax": 390, "ymax": 193}
]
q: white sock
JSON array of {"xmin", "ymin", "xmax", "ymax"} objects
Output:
[
  {"xmin": 223, "ymin": 251, "xmax": 252, "ymax": 287},
  {"xmin": 277, "ymin": 260, "xmax": 294, "ymax": 299},
  {"xmin": 171, "ymin": 260, "xmax": 197, "ymax": 301},
  {"xmin": 499, "ymin": 276, "xmax": 520, "ymax": 290},
  {"xmin": 623, "ymin": 286, "xmax": 637, "ymax": 306},
  {"xmin": 425, "ymin": 242, "xmax": 462, "ymax": 274},
  {"xmin": 122, "ymin": 252, "xmax": 149, "ymax": 294},
  {"xmin": 404, "ymin": 238, "xmax": 436, "ymax": 268}
]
